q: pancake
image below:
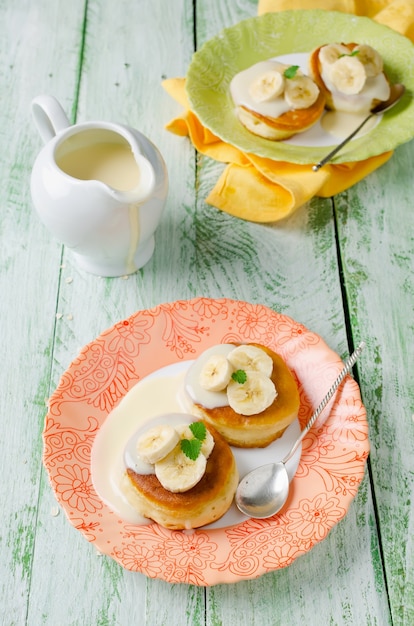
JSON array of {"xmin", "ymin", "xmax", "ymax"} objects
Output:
[
  {"xmin": 122, "ymin": 422, "xmax": 238, "ymax": 529},
  {"xmin": 309, "ymin": 44, "xmax": 334, "ymax": 107},
  {"xmin": 230, "ymin": 59, "xmax": 325, "ymax": 141},
  {"xmin": 309, "ymin": 43, "xmax": 390, "ymax": 113},
  {"xmin": 191, "ymin": 344, "xmax": 300, "ymax": 448},
  {"xmin": 236, "ymin": 90, "xmax": 325, "ymax": 140}
]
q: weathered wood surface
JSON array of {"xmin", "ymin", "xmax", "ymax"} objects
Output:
[{"xmin": 1, "ymin": 0, "xmax": 412, "ymax": 624}]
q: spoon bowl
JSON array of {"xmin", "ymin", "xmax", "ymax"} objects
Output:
[
  {"xmin": 371, "ymin": 82, "xmax": 406, "ymax": 115},
  {"xmin": 235, "ymin": 342, "xmax": 365, "ymax": 518},
  {"xmin": 235, "ymin": 462, "xmax": 289, "ymax": 519},
  {"xmin": 313, "ymin": 83, "xmax": 405, "ymax": 171}
]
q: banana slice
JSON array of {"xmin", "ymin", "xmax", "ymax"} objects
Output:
[
  {"xmin": 199, "ymin": 353, "xmax": 233, "ymax": 392},
  {"xmin": 319, "ymin": 43, "xmax": 350, "ymax": 67},
  {"xmin": 284, "ymin": 75, "xmax": 320, "ymax": 109},
  {"xmin": 227, "ymin": 371, "xmax": 277, "ymax": 416},
  {"xmin": 174, "ymin": 423, "xmax": 215, "ymax": 459},
  {"xmin": 329, "ymin": 55, "xmax": 366, "ymax": 94},
  {"xmin": 249, "ymin": 70, "xmax": 285, "ymax": 102},
  {"xmin": 136, "ymin": 424, "xmax": 179, "ymax": 464},
  {"xmin": 201, "ymin": 429, "xmax": 215, "ymax": 458},
  {"xmin": 227, "ymin": 344, "xmax": 273, "ymax": 377},
  {"xmin": 353, "ymin": 44, "xmax": 383, "ymax": 77},
  {"xmin": 185, "ymin": 344, "xmax": 234, "ymax": 409},
  {"xmin": 155, "ymin": 446, "xmax": 207, "ymax": 493}
]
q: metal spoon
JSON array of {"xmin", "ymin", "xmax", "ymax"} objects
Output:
[
  {"xmin": 235, "ymin": 341, "xmax": 365, "ymax": 518},
  {"xmin": 312, "ymin": 83, "xmax": 405, "ymax": 171}
]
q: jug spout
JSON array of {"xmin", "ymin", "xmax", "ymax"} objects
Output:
[{"xmin": 109, "ymin": 150, "xmax": 156, "ymax": 205}]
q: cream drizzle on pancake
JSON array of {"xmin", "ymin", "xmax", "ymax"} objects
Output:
[{"xmin": 230, "ymin": 60, "xmax": 292, "ymax": 118}]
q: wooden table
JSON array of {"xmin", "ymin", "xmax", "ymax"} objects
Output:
[{"xmin": 2, "ymin": 1, "xmax": 413, "ymax": 624}]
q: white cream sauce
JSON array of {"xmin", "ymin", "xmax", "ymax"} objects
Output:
[
  {"xmin": 57, "ymin": 141, "xmax": 141, "ymax": 191},
  {"xmin": 91, "ymin": 358, "xmax": 302, "ymax": 530},
  {"xmin": 125, "ymin": 201, "xmax": 141, "ymax": 275},
  {"xmin": 321, "ymin": 109, "xmax": 378, "ymax": 139},
  {"xmin": 184, "ymin": 343, "xmax": 234, "ymax": 408},
  {"xmin": 231, "ymin": 52, "xmax": 386, "ymax": 147},
  {"xmin": 91, "ymin": 365, "xmax": 191, "ymax": 525},
  {"xmin": 321, "ymin": 68, "xmax": 391, "ymax": 114},
  {"xmin": 230, "ymin": 60, "xmax": 292, "ymax": 119}
]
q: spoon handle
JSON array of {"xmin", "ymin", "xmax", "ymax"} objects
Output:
[
  {"xmin": 312, "ymin": 116, "xmax": 373, "ymax": 171},
  {"xmin": 282, "ymin": 341, "xmax": 365, "ymax": 464}
]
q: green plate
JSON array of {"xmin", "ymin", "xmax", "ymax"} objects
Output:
[{"xmin": 186, "ymin": 10, "xmax": 414, "ymax": 164}]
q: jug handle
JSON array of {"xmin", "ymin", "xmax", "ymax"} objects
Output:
[{"xmin": 31, "ymin": 95, "xmax": 71, "ymax": 143}]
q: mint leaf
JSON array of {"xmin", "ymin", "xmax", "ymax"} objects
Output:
[
  {"xmin": 181, "ymin": 438, "xmax": 202, "ymax": 461},
  {"xmin": 339, "ymin": 50, "xmax": 359, "ymax": 58},
  {"xmin": 284, "ymin": 65, "xmax": 299, "ymax": 79},
  {"xmin": 189, "ymin": 421, "xmax": 206, "ymax": 442},
  {"xmin": 231, "ymin": 369, "xmax": 247, "ymax": 384}
]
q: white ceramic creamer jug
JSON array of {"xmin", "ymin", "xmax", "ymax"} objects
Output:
[{"xmin": 30, "ymin": 95, "xmax": 168, "ymax": 276}]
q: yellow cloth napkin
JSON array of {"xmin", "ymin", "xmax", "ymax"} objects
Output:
[
  {"xmin": 259, "ymin": 0, "xmax": 414, "ymax": 40},
  {"xmin": 163, "ymin": 78, "xmax": 393, "ymax": 222},
  {"xmin": 163, "ymin": 1, "xmax": 412, "ymax": 223}
]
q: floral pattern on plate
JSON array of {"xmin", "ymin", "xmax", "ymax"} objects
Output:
[{"xmin": 43, "ymin": 298, "xmax": 369, "ymax": 585}]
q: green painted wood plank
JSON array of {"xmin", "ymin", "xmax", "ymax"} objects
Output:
[
  {"xmin": 27, "ymin": 0, "xmax": 205, "ymax": 624},
  {"xmin": 0, "ymin": 0, "xmax": 87, "ymax": 623},
  {"xmin": 336, "ymin": 139, "xmax": 414, "ymax": 626},
  {"xmin": 194, "ymin": 1, "xmax": 391, "ymax": 624},
  {"xmin": 2, "ymin": 0, "xmax": 410, "ymax": 624}
]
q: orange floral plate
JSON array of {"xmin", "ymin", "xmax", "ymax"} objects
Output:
[{"xmin": 43, "ymin": 298, "xmax": 369, "ymax": 586}]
